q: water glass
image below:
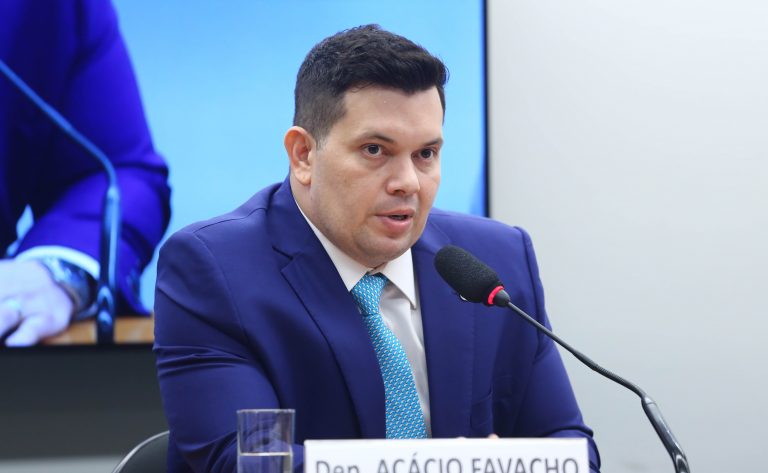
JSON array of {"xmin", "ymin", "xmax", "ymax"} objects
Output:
[{"xmin": 237, "ymin": 409, "xmax": 295, "ymax": 473}]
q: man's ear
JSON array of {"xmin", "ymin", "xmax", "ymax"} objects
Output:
[{"xmin": 284, "ymin": 126, "xmax": 315, "ymax": 185}]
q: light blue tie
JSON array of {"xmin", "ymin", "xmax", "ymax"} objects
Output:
[{"xmin": 351, "ymin": 273, "xmax": 427, "ymax": 439}]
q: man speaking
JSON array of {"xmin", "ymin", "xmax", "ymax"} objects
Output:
[{"xmin": 155, "ymin": 25, "xmax": 600, "ymax": 473}]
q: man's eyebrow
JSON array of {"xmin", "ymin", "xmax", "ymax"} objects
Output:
[
  {"xmin": 357, "ymin": 133, "xmax": 444, "ymax": 148},
  {"xmin": 357, "ymin": 132, "xmax": 396, "ymax": 143}
]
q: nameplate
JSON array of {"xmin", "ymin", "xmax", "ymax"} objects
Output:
[{"xmin": 305, "ymin": 438, "xmax": 588, "ymax": 473}]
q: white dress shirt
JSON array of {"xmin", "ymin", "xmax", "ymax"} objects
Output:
[{"xmin": 298, "ymin": 206, "xmax": 432, "ymax": 435}]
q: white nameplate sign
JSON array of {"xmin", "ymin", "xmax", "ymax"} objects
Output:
[{"xmin": 305, "ymin": 438, "xmax": 588, "ymax": 473}]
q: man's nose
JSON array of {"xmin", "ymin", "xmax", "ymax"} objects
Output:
[{"xmin": 386, "ymin": 156, "xmax": 420, "ymax": 195}]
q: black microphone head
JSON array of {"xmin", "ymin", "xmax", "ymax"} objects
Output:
[{"xmin": 434, "ymin": 245, "xmax": 507, "ymax": 306}]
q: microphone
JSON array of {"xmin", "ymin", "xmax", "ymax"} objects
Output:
[
  {"xmin": 434, "ymin": 245, "xmax": 690, "ymax": 473},
  {"xmin": 0, "ymin": 58, "xmax": 119, "ymax": 344}
]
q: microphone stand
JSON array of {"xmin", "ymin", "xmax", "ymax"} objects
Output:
[
  {"xmin": 0, "ymin": 59, "xmax": 119, "ymax": 344},
  {"xmin": 495, "ymin": 291, "xmax": 690, "ymax": 473}
]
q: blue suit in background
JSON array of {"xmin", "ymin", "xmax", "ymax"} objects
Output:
[
  {"xmin": 154, "ymin": 178, "xmax": 600, "ymax": 473},
  {"xmin": 0, "ymin": 0, "xmax": 170, "ymax": 313}
]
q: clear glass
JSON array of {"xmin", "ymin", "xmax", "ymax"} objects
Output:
[{"xmin": 237, "ymin": 409, "xmax": 295, "ymax": 473}]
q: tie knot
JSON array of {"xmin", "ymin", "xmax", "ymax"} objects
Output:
[{"xmin": 350, "ymin": 273, "xmax": 389, "ymax": 316}]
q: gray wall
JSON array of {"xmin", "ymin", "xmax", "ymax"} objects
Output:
[
  {"xmin": 0, "ymin": 348, "xmax": 166, "ymax": 468},
  {"xmin": 488, "ymin": 1, "xmax": 767, "ymax": 472}
]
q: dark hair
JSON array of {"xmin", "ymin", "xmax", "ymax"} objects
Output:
[{"xmin": 293, "ymin": 24, "xmax": 448, "ymax": 144}]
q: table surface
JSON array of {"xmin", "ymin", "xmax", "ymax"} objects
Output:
[{"xmin": 42, "ymin": 316, "xmax": 155, "ymax": 345}]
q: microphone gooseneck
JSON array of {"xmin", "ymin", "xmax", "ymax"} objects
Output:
[
  {"xmin": 0, "ymin": 58, "xmax": 119, "ymax": 344},
  {"xmin": 434, "ymin": 245, "xmax": 690, "ymax": 473}
]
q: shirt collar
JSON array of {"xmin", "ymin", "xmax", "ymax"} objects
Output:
[{"xmin": 295, "ymin": 199, "xmax": 417, "ymax": 309}]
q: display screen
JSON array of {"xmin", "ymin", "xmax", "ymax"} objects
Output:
[{"xmin": 6, "ymin": 0, "xmax": 486, "ymax": 346}]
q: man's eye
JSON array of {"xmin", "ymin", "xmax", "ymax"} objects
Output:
[
  {"xmin": 419, "ymin": 149, "xmax": 435, "ymax": 159},
  {"xmin": 364, "ymin": 144, "xmax": 381, "ymax": 155}
]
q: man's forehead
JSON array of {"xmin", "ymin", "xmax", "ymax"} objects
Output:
[
  {"xmin": 341, "ymin": 84, "xmax": 442, "ymax": 106},
  {"xmin": 335, "ymin": 87, "xmax": 443, "ymax": 136}
]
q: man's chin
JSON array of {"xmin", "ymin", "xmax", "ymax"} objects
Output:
[{"xmin": 354, "ymin": 239, "xmax": 414, "ymax": 268}]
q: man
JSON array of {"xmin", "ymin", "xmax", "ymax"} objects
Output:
[
  {"xmin": 0, "ymin": 0, "xmax": 171, "ymax": 345},
  {"xmin": 155, "ymin": 25, "xmax": 600, "ymax": 473}
]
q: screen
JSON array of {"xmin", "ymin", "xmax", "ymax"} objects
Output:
[{"xmin": 9, "ymin": 0, "xmax": 487, "ymax": 346}]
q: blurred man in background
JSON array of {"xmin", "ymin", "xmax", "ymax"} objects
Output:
[{"xmin": 0, "ymin": 0, "xmax": 171, "ymax": 345}]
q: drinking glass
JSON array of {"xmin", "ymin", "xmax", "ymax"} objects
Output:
[{"xmin": 237, "ymin": 409, "xmax": 295, "ymax": 473}]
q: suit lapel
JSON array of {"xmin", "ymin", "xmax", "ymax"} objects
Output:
[
  {"xmin": 413, "ymin": 223, "xmax": 475, "ymax": 437},
  {"xmin": 269, "ymin": 179, "xmax": 386, "ymax": 438}
]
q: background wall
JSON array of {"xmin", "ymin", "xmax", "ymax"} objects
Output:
[
  {"xmin": 0, "ymin": 347, "xmax": 163, "ymax": 471},
  {"xmin": 488, "ymin": 1, "xmax": 767, "ymax": 472}
]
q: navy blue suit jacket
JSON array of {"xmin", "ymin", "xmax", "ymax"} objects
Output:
[{"xmin": 154, "ymin": 179, "xmax": 600, "ymax": 472}]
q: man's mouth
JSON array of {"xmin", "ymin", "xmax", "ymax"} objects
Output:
[{"xmin": 378, "ymin": 208, "xmax": 415, "ymax": 226}]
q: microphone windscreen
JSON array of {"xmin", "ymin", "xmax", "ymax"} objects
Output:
[{"xmin": 434, "ymin": 245, "xmax": 503, "ymax": 305}]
